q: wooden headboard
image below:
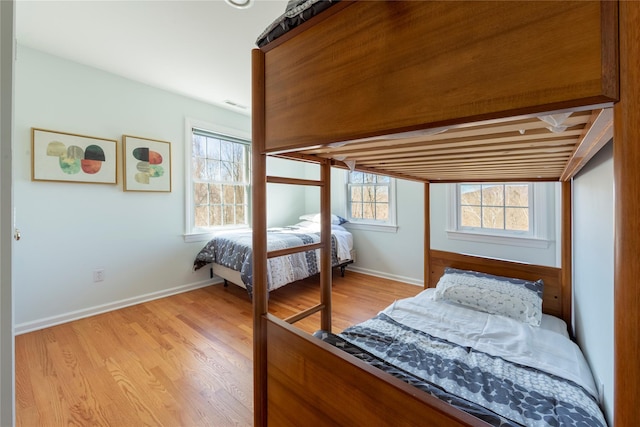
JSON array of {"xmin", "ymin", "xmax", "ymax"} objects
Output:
[{"xmin": 428, "ymin": 250, "xmax": 566, "ymax": 325}]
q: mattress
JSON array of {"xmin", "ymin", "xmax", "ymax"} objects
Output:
[{"xmin": 256, "ymin": 0, "xmax": 340, "ymax": 47}]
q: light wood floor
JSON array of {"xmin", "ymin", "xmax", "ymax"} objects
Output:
[{"xmin": 16, "ymin": 271, "xmax": 421, "ymax": 427}]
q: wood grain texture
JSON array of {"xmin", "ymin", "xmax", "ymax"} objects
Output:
[
  {"xmin": 263, "ymin": 1, "xmax": 617, "ymax": 152},
  {"xmin": 266, "ymin": 315, "xmax": 489, "ymax": 427},
  {"xmin": 614, "ymin": 1, "xmax": 640, "ymax": 424},
  {"xmin": 15, "ymin": 272, "xmax": 420, "ymax": 427}
]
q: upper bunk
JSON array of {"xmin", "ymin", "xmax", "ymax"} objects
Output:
[{"xmin": 254, "ymin": 0, "xmax": 618, "ymax": 183}]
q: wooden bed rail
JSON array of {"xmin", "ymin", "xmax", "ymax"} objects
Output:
[
  {"xmin": 265, "ymin": 313, "xmax": 491, "ymax": 427},
  {"xmin": 267, "ymin": 242, "xmax": 324, "ymax": 259}
]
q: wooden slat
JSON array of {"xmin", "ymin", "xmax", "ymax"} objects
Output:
[
  {"xmin": 283, "ymin": 303, "xmax": 324, "ymax": 325},
  {"xmin": 560, "ymin": 108, "xmax": 614, "ymax": 180}
]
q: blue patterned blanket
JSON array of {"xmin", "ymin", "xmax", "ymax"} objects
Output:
[
  {"xmin": 316, "ymin": 313, "xmax": 607, "ymax": 427},
  {"xmin": 193, "ymin": 225, "xmax": 342, "ymax": 296}
]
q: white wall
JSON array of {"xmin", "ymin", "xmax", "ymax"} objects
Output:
[
  {"xmin": 13, "ymin": 47, "xmax": 302, "ymax": 332},
  {"xmin": 305, "ymin": 167, "xmax": 425, "ymax": 285},
  {"xmin": 573, "ymin": 141, "xmax": 614, "ymax": 425}
]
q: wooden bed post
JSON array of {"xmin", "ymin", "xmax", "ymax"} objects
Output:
[
  {"xmin": 251, "ymin": 48, "xmax": 268, "ymax": 427},
  {"xmin": 560, "ymin": 180, "xmax": 572, "ymax": 332},
  {"xmin": 320, "ymin": 159, "xmax": 332, "ymax": 331},
  {"xmin": 614, "ymin": 2, "xmax": 640, "ymax": 425},
  {"xmin": 424, "ymin": 182, "xmax": 431, "ymax": 289}
]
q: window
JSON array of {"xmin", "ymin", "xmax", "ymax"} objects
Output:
[
  {"xmin": 457, "ymin": 183, "xmax": 532, "ymax": 235},
  {"xmin": 346, "ymin": 171, "xmax": 397, "ymax": 231},
  {"xmin": 185, "ymin": 119, "xmax": 250, "ymax": 241},
  {"xmin": 448, "ymin": 182, "xmax": 552, "ymax": 248}
]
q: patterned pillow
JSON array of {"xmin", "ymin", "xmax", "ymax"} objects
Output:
[
  {"xmin": 434, "ymin": 267, "xmax": 544, "ymax": 326},
  {"xmin": 299, "ymin": 213, "xmax": 348, "ymax": 225}
]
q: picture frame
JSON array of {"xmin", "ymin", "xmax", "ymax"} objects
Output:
[
  {"xmin": 31, "ymin": 128, "xmax": 118, "ymax": 184},
  {"xmin": 122, "ymin": 135, "xmax": 172, "ymax": 192}
]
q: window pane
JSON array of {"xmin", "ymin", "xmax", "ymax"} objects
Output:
[
  {"xmin": 364, "ymin": 173, "xmax": 376, "ymax": 184},
  {"xmin": 223, "ymin": 184, "xmax": 235, "ymax": 204},
  {"xmin": 206, "ymin": 160, "xmax": 220, "ymax": 181},
  {"xmin": 210, "ymin": 184, "xmax": 222, "ymax": 204},
  {"xmin": 351, "ymin": 202, "xmax": 363, "ymax": 218},
  {"xmin": 362, "ymin": 186, "xmax": 375, "ymax": 202},
  {"xmin": 206, "ymin": 138, "xmax": 220, "ymax": 159},
  {"xmin": 377, "ymin": 175, "xmax": 390, "ymax": 183},
  {"xmin": 193, "ymin": 158, "xmax": 207, "ymax": 180},
  {"xmin": 350, "ymin": 186, "xmax": 362, "ymax": 202},
  {"xmin": 362, "ymin": 202, "xmax": 375, "ymax": 219},
  {"xmin": 460, "ymin": 184, "xmax": 481, "ymax": 205},
  {"xmin": 506, "ymin": 185, "xmax": 529, "ymax": 207},
  {"xmin": 482, "ymin": 185, "xmax": 503, "ymax": 206},
  {"xmin": 376, "ymin": 203, "xmax": 389, "ymax": 221},
  {"xmin": 460, "ymin": 206, "xmax": 481, "ymax": 227},
  {"xmin": 482, "ymin": 206, "xmax": 504, "ymax": 229},
  {"xmin": 350, "ymin": 172, "xmax": 364, "ymax": 184},
  {"xmin": 193, "ymin": 135, "xmax": 206, "ymax": 157},
  {"xmin": 220, "ymin": 161, "xmax": 233, "ymax": 181},
  {"xmin": 223, "ymin": 205, "xmax": 234, "ymax": 224},
  {"xmin": 209, "ymin": 205, "xmax": 222, "ymax": 227},
  {"xmin": 235, "ymin": 186, "xmax": 245, "ymax": 203},
  {"xmin": 235, "ymin": 205, "xmax": 245, "ymax": 224},
  {"xmin": 195, "ymin": 205, "xmax": 209, "ymax": 228},
  {"xmin": 376, "ymin": 186, "xmax": 389, "ymax": 202},
  {"xmin": 220, "ymin": 140, "xmax": 233, "ymax": 162},
  {"xmin": 194, "ymin": 183, "xmax": 208, "ymax": 205},
  {"xmin": 506, "ymin": 207, "xmax": 529, "ymax": 230}
]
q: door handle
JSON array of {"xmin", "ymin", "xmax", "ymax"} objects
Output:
[{"xmin": 14, "ymin": 229, "xmax": 20, "ymax": 241}]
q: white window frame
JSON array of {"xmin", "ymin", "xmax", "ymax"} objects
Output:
[
  {"xmin": 344, "ymin": 171, "xmax": 398, "ymax": 233},
  {"xmin": 184, "ymin": 117, "xmax": 251, "ymax": 243},
  {"xmin": 446, "ymin": 182, "xmax": 551, "ymax": 248}
]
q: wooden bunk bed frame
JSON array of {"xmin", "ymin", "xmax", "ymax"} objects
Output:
[{"xmin": 251, "ymin": 1, "xmax": 638, "ymax": 426}]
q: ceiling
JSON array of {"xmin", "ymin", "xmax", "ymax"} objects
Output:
[{"xmin": 16, "ymin": 0, "xmax": 289, "ymax": 115}]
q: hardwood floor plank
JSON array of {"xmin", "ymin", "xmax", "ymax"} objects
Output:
[{"xmin": 16, "ymin": 271, "xmax": 421, "ymax": 426}]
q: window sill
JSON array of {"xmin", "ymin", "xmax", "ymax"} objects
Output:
[
  {"xmin": 184, "ymin": 226, "xmax": 250, "ymax": 243},
  {"xmin": 446, "ymin": 230, "xmax": 551, "ymax": 248},
  {"xmin": 345, "ymin": 222, "xmax": 398, "ymax": 233}
]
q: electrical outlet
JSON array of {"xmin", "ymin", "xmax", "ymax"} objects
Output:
[{"xmin": 93, "ymin": 269, "xmax": 105, "ymax": 282}]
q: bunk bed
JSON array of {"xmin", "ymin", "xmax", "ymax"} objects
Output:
[{"xmin": 250, "ymin": 1, "xmax": 639, "ymax": 426}]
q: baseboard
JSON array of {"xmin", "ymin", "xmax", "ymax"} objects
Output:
[
  {"xmin": 347, "ymin": 266, "xmax": 424, "ymax": 287},
  {"xmin": 14, "ymin": 278, "xmax": 223, "ymax": 335}
]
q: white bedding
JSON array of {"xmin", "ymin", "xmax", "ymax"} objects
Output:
[{"xmin": 381, "ymin": 288, "xmax": 598, "ymax": 399}]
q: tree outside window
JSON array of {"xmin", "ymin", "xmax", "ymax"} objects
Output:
[
  {"xmin": 191, "ymin": 129, "xmax": 250, "ymax": 229},
  {"xmin": 458, "ymin": 183, "xmax": 531, "ymax": 233}
]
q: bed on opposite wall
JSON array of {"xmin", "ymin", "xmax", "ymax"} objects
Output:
[
  {"xmin": 250, "ymin": 1, "xmax": 639, "ymax": 426},
  {"xmin": 193, "ymin": 215, "xmax": 354, "ymax": 297}
]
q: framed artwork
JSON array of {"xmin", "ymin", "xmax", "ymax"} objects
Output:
[
  {"xmin": 31, "ymin": 128, "xmax": 117, "ymax": 184},
  {"xmin": 122, "ymin": 135, "xmax": 172, "ymax": 192}
]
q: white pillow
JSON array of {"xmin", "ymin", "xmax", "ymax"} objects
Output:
[
  {"xmin": 299, "ymin": 213, "xmax": 348, "ymax": 225},
  {"xmin": 434, "ymin": 267, "xmax": 544, "ymax": 326}
]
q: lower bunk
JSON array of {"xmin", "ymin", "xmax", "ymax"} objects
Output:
[{"xmin": 264, "ymin": 251, "xmax": 606, "ymax": 426}]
